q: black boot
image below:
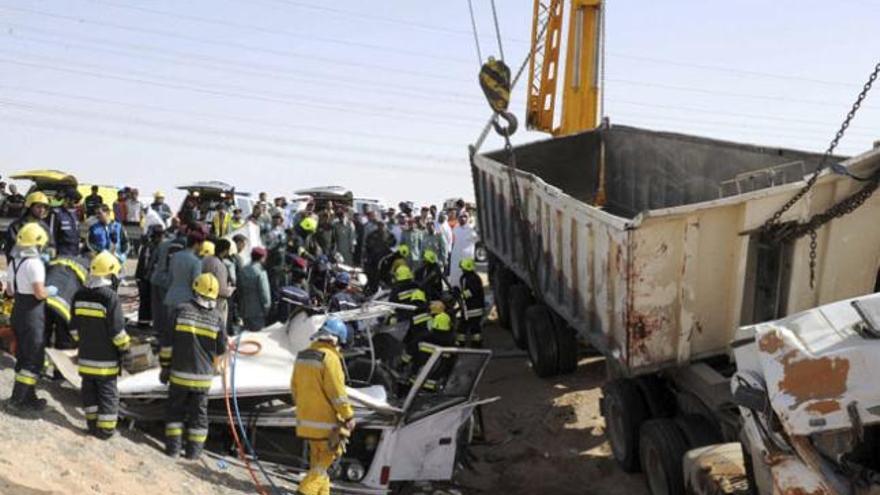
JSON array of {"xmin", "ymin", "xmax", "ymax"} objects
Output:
[
  {"xmin": 94, "ymin": 428, "xmax": 117, "ymax": 440},
  {"xmin": 184, "ymin": 442, "xmax": 203, "ymax": 461},
  {"xmin": 165, "ymin": 437, "xmax": 182, "ymax": 458},
  {"xmin": 87, "ymin": 420, "xmax": 98, "ymax": 435},
  {"xmin": 24, "ymin": 387, "xmax": 47, "ymax": 411},
  {"xmin": 6, "ymin": 384, "xmax": 45, "ymax": 417},
  {"xmin": 6, "ymin": 381, "xmax": 28, "ymax": 405}
]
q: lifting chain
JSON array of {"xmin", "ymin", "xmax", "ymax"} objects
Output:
[
  {"xmin": 500, "ymin": 127, "xmax": 543, "ymax": 302},
  {"xmin": 761, "ymin": 62, "xmax": 880, "ymax": 288}
]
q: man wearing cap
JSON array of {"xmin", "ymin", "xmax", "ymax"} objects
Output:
[
  {"xmin": 151, "ymin": 191, "xmax": 172, "ymax": 223},
  {"xmin": 49, "ymin": 188, "xmax": 82, "ymax": 257}
]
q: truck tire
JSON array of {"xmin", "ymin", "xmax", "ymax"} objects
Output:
[
  {"xmin": 640, "ymin": 419, "xmax": 689, "ymax": 495},
  {"xmin": 635, "ymin": 375, "xmax": 676, "ymax": 419},
  {"xmin": 602, "ymin": 379, "xmax": 650, "ymax": 472},
  {"xmin": 525, "ymin": 305, "xmax": 559, "ymax": 377},
  {"xmin": 550, "ymin": 313, "xmax": 578, "ymax": 374},
  {"xmin": 508, "ymin": 285, "xmax": 533, "ymax": 349},
  {"xmin": 492, "ymin": 267, "xmax": 515, "ymax": 328}
]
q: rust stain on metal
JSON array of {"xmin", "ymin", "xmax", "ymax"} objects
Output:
[
  {"xmin": 770, "ymin": 455, "xmax": 832, "ymax": 495},
  {"xmin": 758, "ymin": 330, "xmax": 786, "ymax": 354},
  {"xmin": 608, "ymin": 231, "xmax": 624, "ymax": 276},
  {"xmin": 804, "ymin": 400, "xmax": 841, "ymax": 415},
  {"xmin": 778, "ymin": 354, "xmax": 850, "ymax": 408},
  {"xmin": 628, "ymin": 311, "xmax": 667, "ymax": 361}
]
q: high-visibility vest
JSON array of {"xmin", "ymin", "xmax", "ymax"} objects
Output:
[{"xmin": 212, "ymin": 212, "xmax": 231, "ymax": 237}]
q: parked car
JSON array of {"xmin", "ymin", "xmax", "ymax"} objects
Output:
[
  {"xmin": 177, "ymin": 180, "xmax": 254, "ymax": 220},
  {"xmin": 294, "ymin": 186, "xmax": 353, "ymax": 211},
  {"xmin": 3, "ymin": 169, "xmax": 117, "ymax": 231}
]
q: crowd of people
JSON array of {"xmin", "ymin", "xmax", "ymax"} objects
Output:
[{"xmin": 0, "ymin": 184, "xmax": 486, "ymax": 486}]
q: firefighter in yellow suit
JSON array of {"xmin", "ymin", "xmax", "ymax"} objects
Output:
[{"xmin": 291, "ymin": 317, "xmax": 355, "ymax": 495}]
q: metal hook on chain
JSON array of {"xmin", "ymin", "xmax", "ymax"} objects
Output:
[{"xmin": 492, "ymin": 111, "xmax": 518, "ymax": 138}]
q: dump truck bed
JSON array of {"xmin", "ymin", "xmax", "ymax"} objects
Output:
[{"xmin": 473, "ymin": 125, "xmax": 880, "ymax": 377}]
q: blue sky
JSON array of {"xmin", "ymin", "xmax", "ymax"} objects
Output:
[{"xmin": 0, "ymin": 0, "xmax": 878, "ymax": 208}]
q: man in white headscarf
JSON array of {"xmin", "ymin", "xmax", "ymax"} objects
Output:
[{"xmin": 448, "ymin": 211, "xmax": 477, "ymax": 289}]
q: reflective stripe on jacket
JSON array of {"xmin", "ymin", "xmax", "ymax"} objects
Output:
[
  {"xmin": 70, "ymin": 286, "xmax": 130, "ymax": 377},
  {"xmin": 212, "ymin": 212, "xmax": 231, "ymax": 238},
  {"xmin": 291, "ymin": 341, "xmax": 354, "ymax": 440},
  {"xmin": 163, "ymin": 301, "xmax": 227, "ymax": 389},
  {"xmin": 460, "ymin": 271, "xmax": 485, "ymax": 321}
]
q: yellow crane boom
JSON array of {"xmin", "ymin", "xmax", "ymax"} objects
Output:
[{"xmin": 526, "ymin": 0, "xmax": 603, "ymax": 136}]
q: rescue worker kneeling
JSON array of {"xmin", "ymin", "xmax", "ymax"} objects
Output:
[
  {"xmin": 160, "ymin": 273, "xmax": 227, "ymax": 460},
  {"xmin": 70, "ymin": 251, "xmax": 130, "ymax": 439},
  {"xmin": 400, "ymin": 289, "xmax": 430, "ymax": 370},
  {"xmin": 291, "ymin": 318, "xmax": 355, "ymax": 495},
  {"xmin": 408, "ymin": 300, "xmax": 455, "ymax": 392}
]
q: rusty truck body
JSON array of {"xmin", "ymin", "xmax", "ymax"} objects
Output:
[{"xmin": 471, "ymin": 124, "xmax": 880, "ymax": 494}]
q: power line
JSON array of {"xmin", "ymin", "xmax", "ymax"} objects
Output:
[
  {"xmin": 10, "ymin": 3, "xmax": 864, "ymax": 92},
  {"xmin": 87, "ymin": 0, "xmax": 474, "ymax": 65},
  {"xmin": 256, "ymin": 0, "xmax": 530, "ymax": 44},
  {"xmin": 0, "ymin": 112, "xmax": 463, "ymax": 176},
  {"xmin": 9, "ymin": 52, "xmax": 867, "ymax": 147},
  {"xmin": 0, "ymin": 98, "xmax": 462, "ymax": 163},
  {"xmin": 606, "ymin": 77, "xmax": 878, "ymax": 110},
  {"xmin": 0, "ymin": 54, "xmax": 484, "ymax": 128},
  {"xmin": 14, "ymin": 25, "xmax": 871, "ymax": 120},
  {"xmin": 608, "ymin": 97, "xmax": 876, "ymax": 132},
  {"xmin": 0, "ymin": 85, "xmax": 461, "ymax": 148},
  {"xmin": 0, "ymin": 3, "xmax": 469, "ymax": 83},
  {"xmin": 12, "ymin": 26, "xmax": 877, "ymax": 140},
  {"xmin": 607, "ymin": 52, "xmax": 862, "ymax": 89},
  {"xmin": 4, "ymin": 26, "xmax": 483, "ymax": 106}
]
